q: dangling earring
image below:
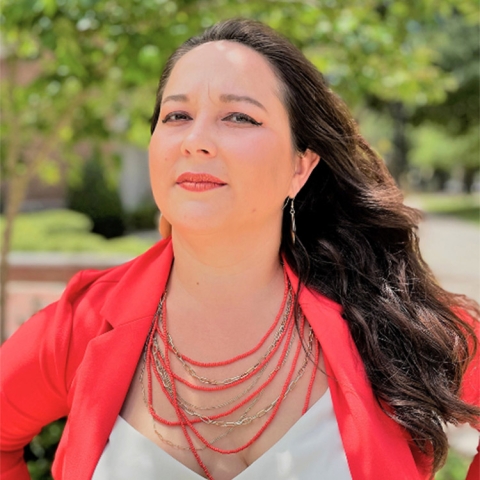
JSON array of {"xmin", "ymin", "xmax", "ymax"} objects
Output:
[{"xmin": 289, "ymin": 197, "xmax": 296, "ymax": 245}]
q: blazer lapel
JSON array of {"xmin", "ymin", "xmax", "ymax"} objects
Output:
[{"xmin": 62, "ymin": 239, "xmax": 174, "ymax": 479}]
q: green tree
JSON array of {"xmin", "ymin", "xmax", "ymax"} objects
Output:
[
  {"xmin": 411, "ymin": 13, "xmax": 479, "ymax": 135},
  {"xmin": 409, "ymin": 14, "xmax": 479, "ymax": 191},
  {"xmin": 363, "ymin": 4, "xmax": 479, "ymax": 185}
]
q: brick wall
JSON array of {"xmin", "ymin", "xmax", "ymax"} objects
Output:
[{"xmin": 5, "ymin": 252, "xmax": 132, "ymax": 339}]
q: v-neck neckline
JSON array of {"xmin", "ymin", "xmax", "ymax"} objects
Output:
[{"xmin": 114, "ymin": 389, "xmax": 332, "ymax": 479}]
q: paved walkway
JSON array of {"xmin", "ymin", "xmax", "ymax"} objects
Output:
[
  {"xmin": 416, "ymin": 215, "xmax": 480, "ymax": 459},
  {"xmin": 418, "ymin": 215, "xmax": 479, "ymax": 303}
]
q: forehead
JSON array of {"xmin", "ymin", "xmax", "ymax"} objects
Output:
[{"xmin": 163, "ymin": 40, "xmax": 283, "ymax": 101}]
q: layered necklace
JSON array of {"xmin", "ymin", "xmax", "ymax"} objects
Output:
[{"xmin": 141, "ymin": 267, "xmax": 320, "ymax": 480}]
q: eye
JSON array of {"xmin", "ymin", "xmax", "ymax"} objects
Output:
[
  {"xmin": 223, "ymin": 113, "xmax": 263, "ymax": 126},
  {"xmin": 161, "ymin": 112, "xmax": 191, "ymax": 123}
]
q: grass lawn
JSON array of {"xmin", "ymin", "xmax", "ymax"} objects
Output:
[
  {"xmin": 436, "ymin": 449, "xmax": 473, "ymax": 480},
  {"xmin": 406, "ymin": 193, "xmax": 480, "ymax": 225}
]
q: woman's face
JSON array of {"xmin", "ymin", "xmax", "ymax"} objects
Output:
[{"xmin": 149, "ymin": 40, "xmax": 317, "ymax": 236}]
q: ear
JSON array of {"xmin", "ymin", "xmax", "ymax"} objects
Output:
[
  {"xmin": 288, "ymin": 149, "xmax": 320, "ymax": 198},
  {"xmin": 159, "ymin": 213, "xmax": 172, "ymax": 239}
]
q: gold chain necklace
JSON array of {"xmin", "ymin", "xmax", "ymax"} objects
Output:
[{"xmin": 159, "ymin": 290, "xmax": 293, "ymax": 386}]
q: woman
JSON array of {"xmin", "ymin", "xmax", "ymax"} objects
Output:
[{"xmin": 1, "ymin": 18, "xmax": 479, "ymax": 480}]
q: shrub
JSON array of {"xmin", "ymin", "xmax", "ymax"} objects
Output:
[
  {"xmin": 67, "ymin": 148, "xmax": 125, "ymax": 238},
  {"xmin": 125, "ymin": 201, "xmax": 159, "ymax": 231},
  {"xmin": 25, "ymin": 419, "xmax": 66, "ymax": 480},
  {"xmin": 0, "ymin": 209, "xmax": 155, "ymax": 254}
]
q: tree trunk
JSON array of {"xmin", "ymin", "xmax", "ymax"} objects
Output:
[
  {"xmin": 463, "ymin": 166, "xmax": 478, "ymax": 193},
  {"xmin": 432, "ymin": 168, "xmax": 450, "ymax": 192},
  {"xmin": 0, "ymin": 175, "xmax": 30, "ymax": 343},
  {"xmin": 388, "ymin": 101, "xmax": 410, "ymax": 186}
]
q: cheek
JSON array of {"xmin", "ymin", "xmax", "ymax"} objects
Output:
[
  {"xmin": 148, "ymin": 135, "xmax": 173, "ymax": 207},
  {"xmin": 236, "ymin": 133, "xmax": 295, "ymax": 190},
  {"xmin": 148, "ymin": 130, "xmax": 178, "ymax": 177},
  {"xmin": 149, "ymin": 131, "xmax": 166, "ymax": 168}
]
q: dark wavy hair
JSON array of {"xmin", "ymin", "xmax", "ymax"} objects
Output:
[{"xmin": 150, "ymin": 18, "xmax": 479, "ymax": 474}]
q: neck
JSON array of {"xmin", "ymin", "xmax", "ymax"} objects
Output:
[{"xmin": 168, "ymin": 221, "xmax": 284, "ymax": 311}]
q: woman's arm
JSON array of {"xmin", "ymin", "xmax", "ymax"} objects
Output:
[
  {"xmin": 0, "ymin": 270, "xmax": 104, "ymax": 480},
  {"xmin": 1, "ymin": 300, "xmax": 71, "ymax": 479}
]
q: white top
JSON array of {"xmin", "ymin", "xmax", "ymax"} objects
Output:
[{"xmin": 92, "ymin": 389, "xmax": 352, "ymax": 479}]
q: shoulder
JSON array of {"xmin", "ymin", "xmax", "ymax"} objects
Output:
[
  {"xmin": 457, "ymin": 309, "xmax": 480, "ymax": 412},
  {"xmin": 3, "ymin": 239, "xmax": 173, "ymax": 391},
  {"xmin": 59, "ymin": 238, "xmax": 172, "ymax": 309},
  {"xmin": 283, "ymin": 259, "xmax": 343, "ymax": 317},
  {"xmin": 297, "ymin": 283, "xmax": 344, "ymax": 327}
]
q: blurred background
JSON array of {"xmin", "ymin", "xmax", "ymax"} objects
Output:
[{"xmin": 0, "ymin": 1, "xmax": 478, "ymax": 478}]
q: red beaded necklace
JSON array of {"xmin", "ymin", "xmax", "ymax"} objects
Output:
[{"xmin": 142, "ymin": 266, "xmax": 319, "ymax": 480}]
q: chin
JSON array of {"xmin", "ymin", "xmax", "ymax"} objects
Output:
[{"xmin": 172, "ymin": 213, "xmax": 230, "ymax": 235}]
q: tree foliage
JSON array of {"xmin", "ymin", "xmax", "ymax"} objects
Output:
[
  {"xmin": 1, "ymin": 0, "xmax": 474, "ymax": 156},
  {"xmin": 410, "ymin": 13, "xmax": 479, "ymax": 135}
]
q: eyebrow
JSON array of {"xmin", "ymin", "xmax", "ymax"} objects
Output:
[
  {"xmin": 162, "ymin": 93, "xmax": 267, "ymax": 111},
  {"xmin": 219, "ymin": 94, "xmax": 266, "ymax": 111},
  {"xmin": 162, "ymin": 94, "xmax": 188, "ymax": 104}
]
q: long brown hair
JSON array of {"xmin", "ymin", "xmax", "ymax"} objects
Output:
[{"xmin": 150, "ymin": 18, "xmax": 479, "ymax": 473}]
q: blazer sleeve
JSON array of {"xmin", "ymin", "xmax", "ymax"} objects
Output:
[{"xmin": 0, "ymin": 270, "xmax": 103, "ymax": 480}]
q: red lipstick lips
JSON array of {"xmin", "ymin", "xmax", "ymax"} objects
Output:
[{"xmin": 176, "ymin": 172, "xmax": 226, "ymax": 192}]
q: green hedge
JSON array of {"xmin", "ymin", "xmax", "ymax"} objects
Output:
[
  {"xmin": 0, "ymin": 209, "xmax": 156, "ymax": 255},
  {"xmin": 25, "ymin": 420, "xmax": 65, "ymax": 480}
]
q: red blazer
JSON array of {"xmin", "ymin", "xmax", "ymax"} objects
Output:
[{"xmin": 1, "ymin": 238, "xmax": 479, "ymax": 480}]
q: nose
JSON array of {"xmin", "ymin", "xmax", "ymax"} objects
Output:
[{"xmin": 180, "ymin": 119, "xmax": 217, "ymax": 158}]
